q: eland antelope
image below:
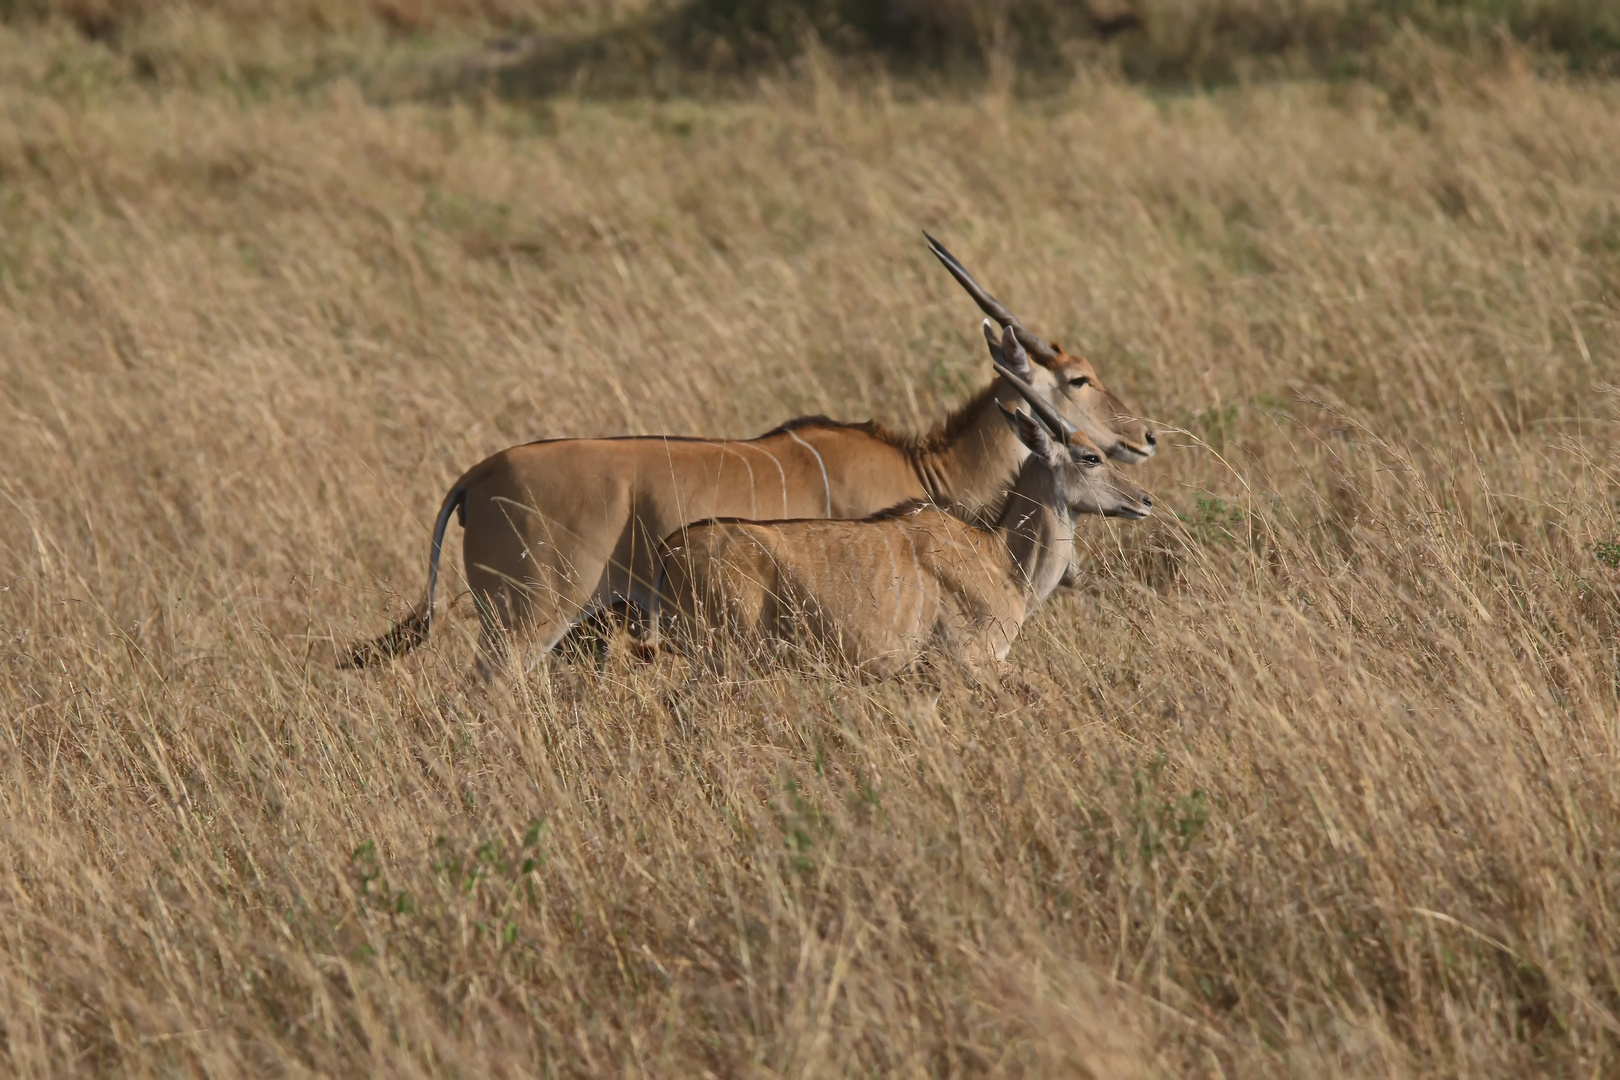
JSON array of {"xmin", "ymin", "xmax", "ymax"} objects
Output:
[
  {"xmin": 652, "ymin": 327, "xmax": 1152, "ymax": 680},
  {"xmin": 344, "ymin": 236, "xmax": 1156, "ymax": 670}
]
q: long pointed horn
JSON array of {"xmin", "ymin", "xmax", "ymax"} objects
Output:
[
  {"xmin": 992, "ymin": 358, "xmax": 1077, "ymax": 441},
  {"xmin": 925, "ymin": 231, "xmax": 1015, "ymax": 325},
  {"xmin": 924, "ymin": 231, "xmax": 1058, "ymax": 363}
]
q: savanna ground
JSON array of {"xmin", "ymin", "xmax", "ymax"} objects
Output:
[{"xmin": 3, "ymin": 1, "xmax": 1620, "ymax": 1075}]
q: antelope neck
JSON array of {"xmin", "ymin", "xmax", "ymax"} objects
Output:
[
  {"xmin": 997, "ymin": 483, "xmax": 1075, "ymax": 603},
  {"xmin": 910, "ymin": 380, "xmax": 1031, "ymax": 527}
]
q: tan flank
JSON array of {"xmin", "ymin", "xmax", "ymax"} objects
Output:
[
  {"xmin": 653, "ymin": 329, "xmax": 1153, "ymax": 680},
  {"xmin": 345, "ymin": 239, "xmax": 1156, "ymax": 669}
]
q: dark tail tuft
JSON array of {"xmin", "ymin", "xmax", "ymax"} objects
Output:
[
  {"xmin": 341, "ymin": 603, "xmax": 430, "ymax": 669},
  {"xmin": 341, "ymin": 485, "xmax": 466, "ymax": 671}
]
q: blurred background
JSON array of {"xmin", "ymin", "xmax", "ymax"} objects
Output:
[{"xmin": 8, "ymin": 0, "xmax": 1619, "ymax": 93}]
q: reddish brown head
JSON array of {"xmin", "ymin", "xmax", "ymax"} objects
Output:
[
  {"xmin": 993, "ymin": 328, "xmax": 1153, "ymax": 522},
  {"xmin": 927, "ymin": 232, "xmax": 1158, "ymax": 464}
]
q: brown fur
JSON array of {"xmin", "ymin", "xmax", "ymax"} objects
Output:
[
  {"xmin": 654, "ymin": 416, "xmax": 1152, "ymax": 680},
  {"xmin": 346, "ymin": 362, "xmax": 1150, "ymax": 670},
  {"xmin": 763, "ymin": 381, "xmax": 1003, "ymax": 457}
]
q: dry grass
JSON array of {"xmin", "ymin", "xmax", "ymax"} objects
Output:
[{"xmin": 4, "ymin": 15, "xmax": 1620, "ymax": 1077}]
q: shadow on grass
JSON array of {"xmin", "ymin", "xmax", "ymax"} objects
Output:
[{"xmin": 445, "ymin": 0, "xmax": 1620, "ymax": 102}]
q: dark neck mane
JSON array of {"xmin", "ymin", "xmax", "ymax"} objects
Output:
[
  {"xmin": 760, "ymin": 381, "xmax": 998, "ymax": 456},
  {"xmin": 861, "ymin": 498, "xmax": 937, "ymax": 522}
]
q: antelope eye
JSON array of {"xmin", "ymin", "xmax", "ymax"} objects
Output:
[
  {"xmin": 1080, "ymin": 453, "xmax": 1102, "ymax": 467},
  {"xmin": 1068, "ymin": 376, "xmax": 1091, "ymax": 388}
]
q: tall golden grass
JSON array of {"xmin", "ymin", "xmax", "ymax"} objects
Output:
[{"xmin": 3, "ymin": 14, "xmax": 1620, "ymax": 1076}]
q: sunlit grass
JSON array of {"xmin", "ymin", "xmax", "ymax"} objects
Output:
[{"xmin": 2, "ymin": 15, "xmax": 1619, "ymax": 1076}]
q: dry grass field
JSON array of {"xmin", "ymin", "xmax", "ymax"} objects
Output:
[{"xmin": 4, "ymin": 4, "xmax": 1620, "ymax": 1076}]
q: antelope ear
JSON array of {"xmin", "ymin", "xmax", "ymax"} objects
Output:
[
  {"xmin": 998, "ymin": 401, "xmax": 1055, "ymax": 462},
  {"xmin": 1000, "ymin": 323, "xmax": 1032, "ymax": 377},
  {"xmin": 983, "ymin": 318, "xmax": 1033, "ymax": 378},
  {"xmin": 981, "ymin": 318, "xmax": 1009, "ymax": 370}
]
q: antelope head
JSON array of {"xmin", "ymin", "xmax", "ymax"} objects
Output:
[
  {"xmin": 992, "ymin": 328, "xmax": 1154, "ymax": 522},
  {"xmin": 925, "ymin": 231, "xmax": 1158, "ymax": 464}
]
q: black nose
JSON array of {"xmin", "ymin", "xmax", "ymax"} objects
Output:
[{"xmin": 1145, "ymin": 431, "xmax": 1157, "ymax": 446}]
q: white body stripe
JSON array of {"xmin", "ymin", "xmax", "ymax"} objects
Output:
[
  {"xmin": 718, "ymin": 441, "xmax": 757, "ymax": 518},
  {"xmin": 881, "ymin": 528, "xmax": 899, "ymax": 631},
  {"xmin": 749, "ymin": 445, "xmax": 791, "ymax": 517},
  {"xmin": 905, "ymin": 530, "xmax": 925, "ymax": 636},
  {"xmin": 786, "ymin": 430, "xmax": 832, "ymax": 517}
]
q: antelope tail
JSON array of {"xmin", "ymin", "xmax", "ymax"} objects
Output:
[{"xmin": 342, "ymin": 485, "xmax": 468, "ymax": 668}]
